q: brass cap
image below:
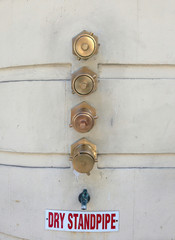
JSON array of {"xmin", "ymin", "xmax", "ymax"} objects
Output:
[
  {"xmin": 72, "ymin": 153, "xmax": 94, "ymax": 174},
  {"xmin": 72, "ymin": 30, "xmax": 99, "ymax": 60},
  {"xmin": 71, "ymin": 67, "xmax": 97, "ymax": 96},
  {"xmin": 70, "ymin": 138, "xmax": 97, "ymax": 175},
  {"xmin": 70, "ymin": 102, "xmax": 98, "ymax": 133}
]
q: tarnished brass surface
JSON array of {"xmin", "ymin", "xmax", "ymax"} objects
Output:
[
  {"xmin": 72, "ymin": 30, "xmax": 99, "ymax": 60},
  {"xmin": 71, "ymin": 67, "xmax": 97, "ymax": 96},
  {"xmin": 70, "ymin": 101, "xmax": 97, "ymax": 133},
  {"xmin": 70, "ymin": 138, "xmax": 97, "ymax": 175}
]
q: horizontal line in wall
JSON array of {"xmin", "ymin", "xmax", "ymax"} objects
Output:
[
  {"xmin": 0, "ymin": 79, "xmax": 69, "ymax": 84},
  {"xmin": 0, "ymin": 150, "xmax": 69, "ymax": 155},
  {"xmin": 0, "ymin": 63, "xmax": 71, "ymax": 71},
  {"xmin": 0, "ymin": 164, "xmax": 70, "ymax": 169},
  {"xmin": 0, "ymin": 63, "xmax": 71, "ymax": 82},
  {"xmin": 99, "ymin": 64, "xmax": 175, "ymax": 79},
  {"xmin": 0, "ymin": 77, "xmax": 175, "ymax": 84},
  {"xmin": 1, "ymin": 163, "xmax": 175, "ymax": 170},
  {"xmin": 100, "ymin": 153, "xmax": 175, "ymax": 156},
  {"xmin": 98, "ymin": 167, "xmax": 175, "ymax": 169},
  {"xmin": 1, "ymin": 63, "xmax": 175, "ymax": 71},
  {"xmin": 98, "ymin": 63, "xmax": 175, "ymax": 67},
  {"xmin": 0, "ymin": 151, "xmax": 70, "ymax": 168},
  {"xmin": 1, "ymin": 78, "xmax": 175, "ymax": 84},
  {"xmin": 0, "ymin": 151, "xmax": 175, "ymax": 168},
  {"xmin": 98, "ymin": 155, "xmax": 175, "ymax": 168},
  {"xmin": 0, "ymin": 150, "xmax": 175, "ymax": 156},
  {"xmin": 0, "ymin": 231, "xmax": 30, "ymax": 240},
  {"xmin": 99, "ymin": 77, "xmax": 175, "ymax": 80},
  {"xmin": 1, "ymin": 63, "xmax": 175, "ymax": 82}
]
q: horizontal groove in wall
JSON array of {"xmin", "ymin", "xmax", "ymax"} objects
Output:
[
  {"xmin": 1, "ymin": 150, "xmax": 175, "ymax": 156},
  {"xmin": 0, "ymin": 164, "xmax": 70, "ymax": 169},
  {"xmin": 0, "ymin": 231, "xmax": 30, "ymax": 240},
  {"xmin": 0, "ymin": 151, "xmax": 175, "ymax": 168},
  {"xmin": 0, "ymin": 63, "xmax": 71, "ymax": 82},
  {"xmin": 99, "ymin": 64, "xmax": 175, "ymax": 79},
  {"xmin": 1, "ymin": 63, "xmax": 175, "ymax": 82},
  {"xmin": 98, "ymin": 155, "xmax": 175, "ymax": 168},
  {"xmin": 0, "ymin": 63, "xmax": 71, "ymax": 70},
  {"xmin": 1, "ymin": 164, "xmax": 175, "ymax": 170},
  {"xmin": 0, "ymin": 79, "xmax": 69, "ymax": 84},
  {"xmin": 0, "ymin": 151, "xmax": 70, "ymax": 168}
]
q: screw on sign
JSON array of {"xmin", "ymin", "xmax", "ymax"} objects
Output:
[{"xmin": 45, "ymin": 210, "xmax": 119, "ymax": 232}]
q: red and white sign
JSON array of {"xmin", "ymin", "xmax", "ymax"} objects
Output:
[{"xmin": 45, "ymin": 210, "xmax": 119, "ymax": 232}]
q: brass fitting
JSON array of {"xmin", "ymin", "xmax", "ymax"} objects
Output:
[
  {"xmin": 70, "ymin": 102, "xmax": 98, "ymax": 133},
  {"xmin": 71, "ymin": 67, "xmax": 97, "ymax": 96},
  {"xmin": 70, "ymin": 138, "xmax": 97, "ymax": 175},
  {"xmin": 72, "ymin": 30, "xmax": 99, "ymax": 60}
]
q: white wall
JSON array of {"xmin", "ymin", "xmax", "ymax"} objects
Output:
[{"xmin": 0, "ymin": 0, "xmax": 175, "ymax": 239}]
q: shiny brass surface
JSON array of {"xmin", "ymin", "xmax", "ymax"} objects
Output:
[
  {"xmin": 72, "ymin": 30, "xmax": 99, "ymax": 60},
  {"xmin": 70, "ymin": 102, "xmax": 98, "ymax": 133},
  {"xmin": 70, "ymin": 138, "xmax": 97, "ymax": 175},
  {"xmin": 71, "ymin": 67, "xmax": 97, "ymax": 96}
]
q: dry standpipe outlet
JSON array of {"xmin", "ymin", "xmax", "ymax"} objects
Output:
[
  {"xmin": 70, "ymin": 138, "xmax": 97, "ymax": 175},
  {"xmin": 72, "ymin": 30, "xmax": 99, "ymax": 60},
  {"xmin": 70, "ymin": 101, "xmax": 98, "ymax": 133},
  {"xmin": 71, "ymin": 67, "xmax": 98, "ymax": 96}
]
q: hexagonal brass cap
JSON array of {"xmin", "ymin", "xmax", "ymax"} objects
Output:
[
  {"xmin": 70, "ymin": 138, "xmax": 97, "ymax": 175},
  {"xmin": 71, "ymin": 67, "xmax": 97, "ymax": 96},
  {"xmin": 70, "ymin": 101, "xmax": 98, "ymax": 133},
  {"xmin": 72, "ymin": 30, "xmax": 99, "ymax": 60}
]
